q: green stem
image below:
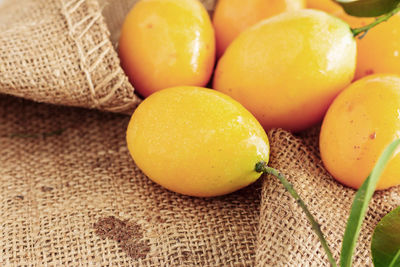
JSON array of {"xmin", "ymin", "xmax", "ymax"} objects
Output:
[
  {"xmin": 255, "ymin": 161, "xmax": 337, "ymax": 267},
  {"xmin": 351, "ymin": 5, "xmax": 400, "ymax": 38}
]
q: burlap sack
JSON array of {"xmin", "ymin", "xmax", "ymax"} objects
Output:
[
  {"xmin": 0, "ymin": 0, "xmax": 216, "ymax": 113},
  {"xmin": 1, "ymin": 0, "xmax": 400, "ymax": 266},
  {"xmin": 0, "ymin": 0, "xmax": 140, "ymax": 113}
]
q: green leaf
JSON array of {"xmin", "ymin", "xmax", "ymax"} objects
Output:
[
  {"xmin": 372, "ymin": 206, "xmax": 400, "ymax": 267},
  {"xmin": 334, "ymin": 0, "xmax": 400, "ymax": 17},
  {"xmin": 340, "ymin": 139, "xmax": 400, "ymax": 267}
]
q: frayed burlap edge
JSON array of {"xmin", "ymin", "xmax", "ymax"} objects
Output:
[
  {"xmin": 59, "ymin": 0, "xmax": 141, "ymax": 112},
  {"xmin": 0, "ymin": 0, "xmax": 141, "ymax": 113}
]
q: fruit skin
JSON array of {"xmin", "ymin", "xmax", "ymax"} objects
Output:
[
  {"xmin": 126, "ymin": 86, "xmax": 270, "ymax": 197},
  {"xmin": 306, "ymin": 0, "xmax": 342, "ymax": 13},
  {"xmin": 213, "ymin": 9, "xmax": 356, "ymax": 132},
  {"xmin": 119, "ymin": 0, "xmax": 215, "ymax": 97},
  {"xmin": 213, "ymin": 0, "xmax": 305, "ymax": 58},
  {"xmin": 320, "ymin": 74, "xmax": 400, "ymax": 190},
  {"xmin": 308, "ymin": 2, "xmax": 400, "ymax": 81},
  {"xmin": 340, "ymin": 14, "xmax": 400, "ymax": 80}
]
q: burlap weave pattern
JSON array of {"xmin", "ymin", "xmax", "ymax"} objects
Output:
[
  {"xmin": 0, "ymin": 94, "xmax": 260, "ymax": 266},
  {"xmin": 2, "ymin": 0, "xmax": 400, "ymax": 265},
  {"xmin": 0, "ymin": 0, "xmax": 140, "ymax": 113},
  {"xmin": 257, "ymin": 129, "xmax": 400, "ymax": 266}
]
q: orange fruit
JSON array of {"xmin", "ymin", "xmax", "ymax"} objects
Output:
[
  {"xmin": 119, "ymin": 0, "xmax": 215, "ymax": 97},
  {"xmin": 320, "ymin": 74, "xmax": 400, "ymax": 190},
  {"xmin": 307, "ymin": 1, "xmax": 399, "ymax": 81},
  {"xmin": 213, "ymin": 9, "xmax": 356, "ymax": 132},
  {"xmin": 213, "ymin": 0, "xmax": 305, "ymax": 58},
  {"xmin": 342, "ymin": 13, "xmax": 400, "ymax": 80},
  {"xmin": 126, "ymin": 86, "xmax": 270, "ymax": 197},
  {"xmin": 306, "ymin": 0, "xmax": 342, "ymax": 13}
]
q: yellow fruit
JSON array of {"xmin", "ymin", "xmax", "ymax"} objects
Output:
[
  {"xmin": 320, "ymin": 74, "xmax": 400, "ymax": 190},
  {"xmin": 213, "ymin": 9, "xmax": 356, "ymax": 132},
  {"xmin": 213, "ymin": 0, "xmax": 305, "ymax": 58},
  {"xmin": 126, "ymin": 86, "xmax": 270, "ymax": 197},
  {"xmin": 307, "ymin": 2, "xmax": 399, "ymax": 80},
  {"xmin": 119, "ymin": 0, "xmax": 215, "ymax": 97}
]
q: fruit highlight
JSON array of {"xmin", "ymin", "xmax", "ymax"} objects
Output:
[
  {"xmin": 126, "ymin": 86, "xmax": 269, "ymax": 197},
  {"xmin": 213, "ymin": 9, "xmax": 357, "ymax": 132},
  {"xmin": 320, "ymin": 74, "xmax": 400, "ymax": 190},
  {"xmin": 119, "ymin": 0, "xmax": 215, "ymax": 97}
]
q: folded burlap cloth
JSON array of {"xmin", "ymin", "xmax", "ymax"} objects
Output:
[{"xmin": 1, "ymin": 0, "xmax": 400, "ymax": 265}]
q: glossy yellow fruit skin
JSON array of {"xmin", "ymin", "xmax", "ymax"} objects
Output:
[
  {"xmin": 126, "ymin": 86, "xmax": 270, "ymax": 197},
  {"xmin": 213, "ymin": 9, "xmax": 356, "ymax": 132},
  {"xmin": 213, "ymin": 0, "xmax": 305, "ymax": 58},
  {"xmin": 119, "ymin": 0, "xmax": 215, "ymax": 97},
  {"xmin": 309, "ymin": 3, "xmax": 399, "ymax": 81},
  {"xmin": 320, "ymin": 75, "xmax": 400, "ymax": 190}
]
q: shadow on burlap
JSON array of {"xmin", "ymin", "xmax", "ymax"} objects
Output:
[{"xmin": 1, "ymin": 0, "xmax": 400, "ymax": 266}]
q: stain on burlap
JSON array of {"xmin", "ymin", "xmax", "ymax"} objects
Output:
[
  {"xmin": 2, "ymin": 0, "xmax": 400, "ymax": 266},
  {"xmin": 94, "ymin": 216, "xmax": 150, "ymax": 260},
  {"xmin": 0, "ymin": 95, "xmax": 260, "ymax": 266}
]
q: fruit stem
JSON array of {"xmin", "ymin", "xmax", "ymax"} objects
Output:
[
  {"xmin": 255, "ymin": 161, "xmax": 338, "ymax": 267},
  {"xmin": 351, "ymin": 5, "xmax": 400, "ymax": 38}
]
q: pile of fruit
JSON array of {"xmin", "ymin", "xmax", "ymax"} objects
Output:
[
  {"xmin": 118, "ymin": 0, "xmax": 400, "ymax": 265},
  {"xmin": 120, "ymin": 0, "xmax": 400, "ymax": 197}
]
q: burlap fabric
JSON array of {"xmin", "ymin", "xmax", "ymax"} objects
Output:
[
  {"xmin": 0, "ymin": 94, "xmax": 260, "ymax": 266},
  {"xmin": 1, "ymin": 0, "xmax": 400, "ymax": 266},
  {"xmin": 257, "ymin": 129, "xmax": 400, "ymax": 266},
  {"xmin": 0, "ymin": 0, "xmax": 216, "ymax": 113},
  {"xmin": 0, "ymin": 0, "xmax": 141, "ymax": 113}
]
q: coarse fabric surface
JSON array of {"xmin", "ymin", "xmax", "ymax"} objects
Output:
[{"xmin": 1, "ymin": 0, "xmax": 400, "ymax": 266}]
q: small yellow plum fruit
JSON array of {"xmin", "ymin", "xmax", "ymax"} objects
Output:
[
  {"xmin": 320, "ymin": 74, "xmax": 400, "ymax": 190},
  {"xmin": 126, "ymin": 86, "xmax": 270, "ymax": 197},
  {"xmin": 119, "ymin": 0, "xmax": 215, "ymax": 97}
]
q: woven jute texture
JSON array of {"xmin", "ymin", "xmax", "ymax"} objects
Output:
[
  {"xmin": 0, "ymin": 0, "xmax": 216, "ymax": 113},
  {"xmin": 2, "ymin": 96, "xmax": 400, "ymax": 266},
  {"xmin": 257, "ymin": 129, "xmax": 400, "ymax": 266},
  {"xmin": 2, "ymin": 0, "xmax": 400, "ymax": 266},
  {"xmin": 0, "ymin": 94, "xmax": 260, "ymax": 266},
  {"xmin": 0, "ymin": 0, "xmax": 141, "ymax": 113}
]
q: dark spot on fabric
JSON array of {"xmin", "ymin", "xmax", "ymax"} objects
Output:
[
  {"xmin": 41, "ymin": 186, "xmax": 54, "ymax": 192},
  {"xmin": 182, "ymin": 251, "xmax": 192, "ymax": 260},
  {"xmin": 155, "ymin": 215, "xmax": 166, "ymax": 223},
  {"xmin": 94, "ymin": 216, "xmax": 150, "ymax": 260},
  {"xmin": 124, "ymin": 240, "xmax": 151, "ymax": 259}
]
